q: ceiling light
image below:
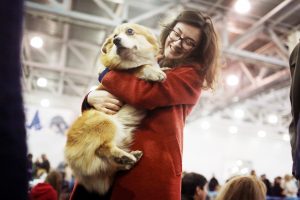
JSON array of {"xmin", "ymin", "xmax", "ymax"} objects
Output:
[
  {"xmin": 257, "ymin": 130, "xmax": 266, "ymax": 138},
  {"xmin": 229, "ymin": 126, "xmax": 238, "ymax": 134},
  {"xmin": 236, "ymin": 160, "xmax": 243, "ymax": 166},
  {"xmin": 30, "ymin": 36, "xmax": 44, "ymax": 49},
  {"xmin": 267, "ymin": 114, "xmax": 278, "ymax": 124},
  {"xmin": 40, "ymin": 99, "xmax": 50, "ymax": 107},
  {"xmin": 226, "ymin": 74, "xmax": 239, "ymax": 86},
  {"xmin": 240, "ymin": 167, "xmax": 249, "ymax": 174},
  {"xmin": 200, "ymin": 121, "xmax": 210, "ymax": 130},
  {"xmin": 234, "ymin": 109, "xmax": 245, "ymax": 119},
  {"xmin": 234, "ymin": 0, "xmax": 251, "ymax": 14},
  {"xmin": 37, "ymin": 77, "xmax": 48, "ymax": 88}
]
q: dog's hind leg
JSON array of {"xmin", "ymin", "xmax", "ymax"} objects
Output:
[{"xmin": 96, "ymin": 143, "xmax": 142, "ymax": 170}]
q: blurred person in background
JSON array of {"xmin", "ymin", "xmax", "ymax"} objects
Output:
[
  {"xmin": 215, "ymin": 175, "xmax": 266, "ymax": 200},
  {"xmin": 181, "ymin": 172, "xmax": 208, "ymax": 200},
  {"xmin": 30, "ymin": 170, "xmax": 62, "ymax": 200}
]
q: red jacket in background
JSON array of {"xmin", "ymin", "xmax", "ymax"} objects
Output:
[{"xmin": 30, "ymin": 183, "xmax": 58, "ymax": 200}]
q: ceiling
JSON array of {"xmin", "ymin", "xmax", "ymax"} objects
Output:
[{"xmin": 22, "ymin": 0, "xmax": 300, "ymax": 137}]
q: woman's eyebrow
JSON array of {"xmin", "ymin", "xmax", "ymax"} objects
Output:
[
  {"xmin": 175, "ymin": 27, "xmax": 197, "ymax": 42},
  {"xmin": 175, "ymin": 27, "xmax": 182, "ymax": 33}
]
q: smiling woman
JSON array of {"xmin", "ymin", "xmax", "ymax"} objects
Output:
[
  {"xmin": 70, "ymin": 10, "xmax": 220, "ymax": 200},
  {"xmin": 164, "ymin": 23, "xmax": 201, "ymax": 59}
]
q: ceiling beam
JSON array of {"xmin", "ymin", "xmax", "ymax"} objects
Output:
[
  {"xmin": 22, "ymin": 61, "xmax": 96, "ymax": 79},
  {"xmin": 223, "ymin": 48, "xmax": 288, "ymax": 67},
  {"xmin": 93, "ymin": 0, "xmax": 118, "ymax": 20},
  {"xmin": 230, "ymin": 0, "xmax": 293, "ymax": 48},
  {"xmin": 25, "ymin": 1, "xmax": 120, "ymax": 27},
  {"xmin": 129, "ymin": 2, "xmax": 175, "ymax": 23}
]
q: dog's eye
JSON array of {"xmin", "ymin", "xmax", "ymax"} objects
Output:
[
  {"xmin": 126, "ymin": 28, "xmax": 134, "ymax": 35},
  {"xmin": 113, "ymin": 34, "xmax": 117, "ymax": 38}
]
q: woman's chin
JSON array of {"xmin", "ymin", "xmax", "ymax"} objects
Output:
[{"xmin": 165, "ymin": 52, "xmax": 181, "ymax": 60}]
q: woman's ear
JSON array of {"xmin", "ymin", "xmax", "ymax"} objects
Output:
[{"xmin": 101, "ymin": 35, "xmax": 113, "ymax": 54}]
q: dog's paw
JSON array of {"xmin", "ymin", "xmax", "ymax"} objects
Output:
[
  {"xmin": 131, "ymin": 150, "xmax": 143, "ymax": 161},
  {"xmin": 140, "ymin": 67, "xmax": 166, "ymax": 82},
  {"xmin": 113, "ymin": 155, "xmax": 136, "ymax": 165}
]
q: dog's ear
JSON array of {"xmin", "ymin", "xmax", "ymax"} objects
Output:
[{"xmin": 101, "ymin": 35, "xmax": 113, "ymax": 54}]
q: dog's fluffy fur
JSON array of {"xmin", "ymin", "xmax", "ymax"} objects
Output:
[{"xmin": 65, "ymin": 23, "xmax": 166, "ymax": 195}]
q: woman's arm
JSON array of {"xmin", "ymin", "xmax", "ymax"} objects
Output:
[{"xmin": 101, "ymin": 66, "xmax": 203, "ymax": 110}]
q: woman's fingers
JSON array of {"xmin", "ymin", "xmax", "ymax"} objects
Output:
[
  {"xmin": 88, "ymin": 89, "xmax": 123, "ymax": 114},
  {"xmin": 106, "ymin": 98, "xmax": 123, "ymax": 107},
  {"xmin": 100, "ymin": 107, "xmax": 117, "ymax": 115},
  {"xmin": 104, "ymin": 102, "xmax": 122, "ymax": 111}
]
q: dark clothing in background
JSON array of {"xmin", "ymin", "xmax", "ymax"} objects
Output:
[
  {"xmin": 289, "ymin": 42, "xmax": 300, "ymax": 179},
  {"xmin": 271, "ymin": 184, "xmax": 285, "ymax": 197},
  {"xmin": 41, "ymin": 159, "xmax": 51, "ymax": 173},
  {"xmin": 0, "ymin": 0, "xmax": 28, "ymax": 199},
  {"xmin": 262, "ymin": 178, "xmax": 272, "ymax": 196}
]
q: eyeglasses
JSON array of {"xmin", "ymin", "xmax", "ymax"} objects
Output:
[{"xmin": 168, "ymin": 29, "xmax": 197, "ymax": 50}]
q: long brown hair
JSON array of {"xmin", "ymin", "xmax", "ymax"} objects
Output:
[{"xmin": 159, "ymin": 10, "xmax": 220, "ymax": 89}]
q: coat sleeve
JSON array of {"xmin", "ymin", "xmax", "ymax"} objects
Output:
[{"xmin": 101, "ymin": 66, "xmax": 203, "ymax": 110}]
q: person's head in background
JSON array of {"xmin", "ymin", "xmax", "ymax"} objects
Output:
[
  {"xmin": 41, "ymin": 154, "xmax": 47, "ymax": 161},
  {"xmin": 45, "ymin": 170, "xmax": 63, "ymax": 198},
  {"xmin": 208, "ymin": 176, "xmax": 219, "ymax": 192},
  {"xmin": 30, "ymin": 170, "xmax": 63, "ymax": 200},
  {"xmin": 216, "ymin": 175, "xmax": 266, "ymax": 200},
  {"xmin": 181, "ymin": 172, "xmax": 208, "ymax": 200},
  {"xmin": 159, "ymin": 10, "xmax": 220, "ymax": 90}
]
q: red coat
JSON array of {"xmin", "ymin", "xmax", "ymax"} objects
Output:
[
  {"xmin": 30, "ymin": 183, "xmax": 58, "ymax": 200},
  {"xmin": 71, "ymin": 65, "xmax": 202, "ymax": 200}
]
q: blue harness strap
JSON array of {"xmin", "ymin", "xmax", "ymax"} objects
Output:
[{"xmin": 98, "ymin": 68, "xmax": 110, "ymax": 82}]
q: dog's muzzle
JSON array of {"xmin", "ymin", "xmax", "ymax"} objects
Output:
[
  {"xmin": 113, "ymin": 37, "xmax": 122, "ymax": 48},
  {"xmin": 113, "ymin": 37, "xmax": 128, "ymax": 55}
]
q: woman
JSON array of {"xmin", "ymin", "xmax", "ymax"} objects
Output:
[
  {"xmin": 215, "ymin": 175, "xmax": 266, "ymax": 200},
  {"xmin": 71, "ymin": 10, "xmax": 220, "ymax": 200}
]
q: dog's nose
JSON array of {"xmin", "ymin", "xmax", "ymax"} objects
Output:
[{"xmin": 113, "ymin": 37, "xmax": 121, "ymax": 46}]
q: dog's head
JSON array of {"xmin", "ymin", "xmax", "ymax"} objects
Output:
[{"xmin": 100, "ymin": 23, "xmax": 158, "ymax": 70}]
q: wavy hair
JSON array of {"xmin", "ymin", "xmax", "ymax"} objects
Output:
[{"xmin": 159, "ymin": 10, "xmax": 220, "ymax": 89}]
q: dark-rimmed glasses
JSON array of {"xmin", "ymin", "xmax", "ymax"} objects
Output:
[{"xmin": 168, "ymin": 29, "xmax": 197, "ymax": 50}]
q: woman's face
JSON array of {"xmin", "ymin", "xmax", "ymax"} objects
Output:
[{"xmin": 164, "ymin": 22, "xmax": 201, "ymax": 60}]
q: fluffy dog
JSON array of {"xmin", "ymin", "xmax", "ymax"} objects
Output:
[{"xmin": 65, "ymin": 23, "xmax": 166, "ymax": 195}]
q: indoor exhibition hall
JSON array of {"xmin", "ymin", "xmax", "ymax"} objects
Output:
[{"xmin": 1, "ymin": 0, "xmax": 300, "ymax": 200}]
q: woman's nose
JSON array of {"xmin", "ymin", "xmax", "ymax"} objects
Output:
[{"xmin": 172, "ymin": 39, "xmax": 183, "ymax": 48}]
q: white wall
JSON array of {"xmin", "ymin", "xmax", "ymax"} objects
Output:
[
  {"xmin": 183, "ymin": 118, "xmax": 292, "ymax": 184},
  {"xmin": 25, "ymin": 104, "xmax": 78, "ymax": 168}
]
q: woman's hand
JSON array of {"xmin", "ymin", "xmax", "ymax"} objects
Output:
[{"xmin": 87, "ymin": 90, "xmax": 123, "ymax": 115}]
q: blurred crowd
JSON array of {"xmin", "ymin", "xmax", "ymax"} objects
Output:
[
  {"xmin": 182, "ymin": 169, "xmax": 300, "ymax": 200},
  {"xmin": 27, "ymin": 153, "xmax": 74, "ymax": 200},
  {"xmin": 26, "ymin": 153, "xmax": 300, "ymax": 200}
]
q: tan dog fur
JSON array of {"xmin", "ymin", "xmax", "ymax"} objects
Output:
[{"xmin": 65, "ymin": 23, "xmax": 166, "ymax": 195}]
